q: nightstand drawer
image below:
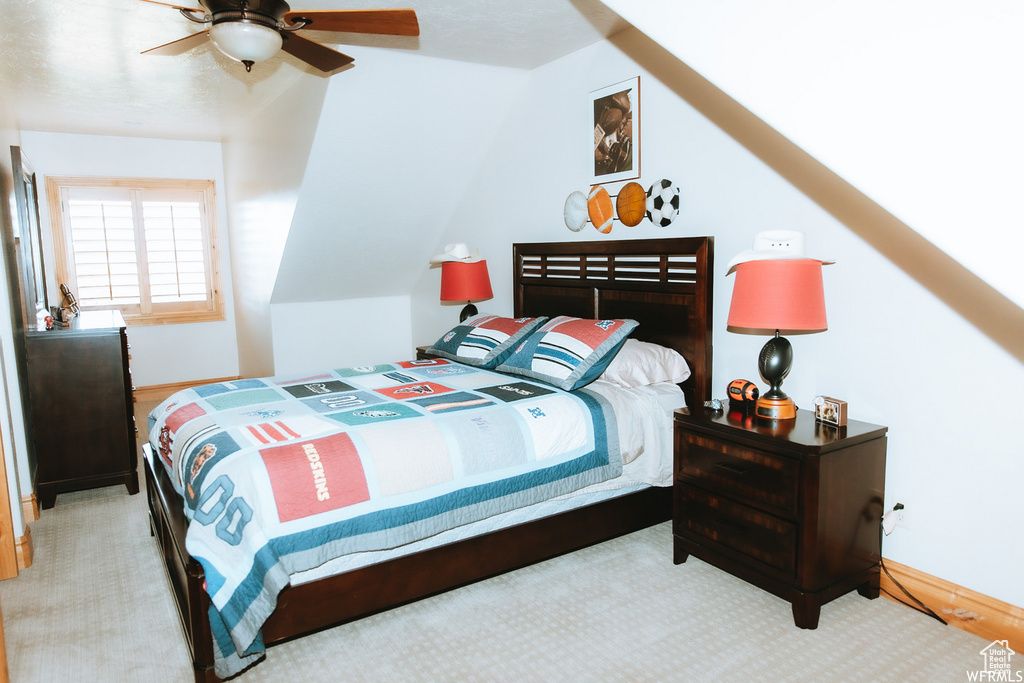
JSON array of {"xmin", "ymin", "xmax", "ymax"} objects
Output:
[
  {"xmin": 676, "ymin": 432, "xmax": 799, "ymax": 517},
  {"xmin": 676, "ymin": 485, "xmax": 797, "ymax": 575}
]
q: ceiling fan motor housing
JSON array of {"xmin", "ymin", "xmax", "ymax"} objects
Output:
[{"xmin": 204, "ymin": 0, "xmax": 291, "ymax": 28}]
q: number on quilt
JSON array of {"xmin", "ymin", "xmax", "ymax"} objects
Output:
[{"xmin": 194, "ymin": 474, "xmax": 253, "ymax": 546}]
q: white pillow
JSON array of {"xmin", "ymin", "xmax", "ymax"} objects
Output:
[{"xmin": 599, "ymin": 339, "xmax": 691, "ymax": 388}]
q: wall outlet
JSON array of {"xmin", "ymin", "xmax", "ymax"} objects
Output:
[{"xmin": 895, "ymin": 502, "xmax": 910, "ymax": 530}]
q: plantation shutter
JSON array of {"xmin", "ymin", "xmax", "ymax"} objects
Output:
[
  {"xmin": 141, "ymin": 191, "xmax": 209, "ymax": 305},
  {"xmin": 57, "ymin": 181, "xmax": 219, "ymax": 323},
  {"xmin": 65, "ymin": 187, "xmax": 142, "ymax": 311}
]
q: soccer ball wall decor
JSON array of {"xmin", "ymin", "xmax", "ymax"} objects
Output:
[{"xmin": 645, "ymin": 179, "xmax": 680, "ymax": 227}]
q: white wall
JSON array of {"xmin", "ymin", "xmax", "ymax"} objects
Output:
[
  {"xmin": 601, "ymin": 0, "xmax": 1024, "ymax": 311},
  {"xmin": 271, "ymin": 296, "xmax": 413, "ymax": 376},
  {"xmin": 272, "ymin": 49, "xmax": 529, "ymax": 306},
  {"xmin": 220, "ymin": 75, "xmax": 329, "ymax": 380},
  {"xmin": 411, "ymin": 32, "xmax": 1023, "ymax": 609},
  {"xmin": 18, "ymin": 132, "xmax": 239, "ymax": 387}
]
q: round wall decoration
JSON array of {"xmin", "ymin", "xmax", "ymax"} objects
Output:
[
  {"xmin": 587, "ymin": 185, "xmax": 614, "ymax": 234},
  {"xmin": 646, "ymin": 179, "xmax": 681, "ymax": 227},
  {"xmin": 563, "ymin": 191, "xmax": 589, "ymax": 232},
  {"xmin": 616, "ymin": 181, "xmax": 646, "ymax": 227}
]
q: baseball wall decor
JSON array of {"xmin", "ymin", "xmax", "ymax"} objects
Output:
[{"xmin": 563, "ymin": 191, "xmax": 588, "ymax": 231}]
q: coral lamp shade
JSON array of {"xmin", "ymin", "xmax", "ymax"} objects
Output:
[
  {"xmin": 727, "ymin": 259, "xmax": 827, "ymax": 332},
  {"xmin": 440, "ymin": 260, "xmax": 493, "ymax": 303}
]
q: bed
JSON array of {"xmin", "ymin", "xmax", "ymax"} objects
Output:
[{"xmin": 144, "ymin": 236, "xmax": 714, "ymax": 681}]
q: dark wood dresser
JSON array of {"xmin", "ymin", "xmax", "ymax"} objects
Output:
[
  {"xmin": 26, "ymin": 310, "xmax": 139, "ymax": 509},
  {"xmin": 673, "ymin": 407, "xmax": 887, "ymax": 628}
]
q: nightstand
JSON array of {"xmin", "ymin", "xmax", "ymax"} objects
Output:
[
  {"xmin": 415, "ymin": 345, "xmax": 440, "ymax": 360},
  {"xmin": 673, "ymin": 407, "xmax": 887, "ymax": 628}
]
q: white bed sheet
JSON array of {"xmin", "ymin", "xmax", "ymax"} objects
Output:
[{"xmin": 290, "ymin": 379, "xmax": 683, "ymax": 585}]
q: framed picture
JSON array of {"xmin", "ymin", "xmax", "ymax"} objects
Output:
[
  {"xmin": 591, "ymin": 76, "xmax": 640, "ymax": 185},
  {"xmin": 814, "ymin": 396, "xmax": 848, "ymax": 427}
]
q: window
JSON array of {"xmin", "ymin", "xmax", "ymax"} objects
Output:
[{"xmin": 45, "ymin": 176, "xmax": 224, "ymax": 325}]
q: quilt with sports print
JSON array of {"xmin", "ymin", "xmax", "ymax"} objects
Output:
[{"xmin": 147, "ymin": 358, "xmax": 622, "ymax": 678}]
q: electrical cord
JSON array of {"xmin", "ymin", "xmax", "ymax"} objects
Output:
[{"xmin": 878, "ymin": 505, "xmax": 947, "ymax": 626}]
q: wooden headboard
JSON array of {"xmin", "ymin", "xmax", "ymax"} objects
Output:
[{"xmin": 513, "ymin": 237, "xmax": 714, "ymax": 408}]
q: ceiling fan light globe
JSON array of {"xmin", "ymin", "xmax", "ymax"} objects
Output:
[{"xmin": 209, "ymin": 21, "xmax": 283, "ymax": 65}]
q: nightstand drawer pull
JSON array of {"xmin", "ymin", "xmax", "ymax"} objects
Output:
[{"xmin": 714, "ymin": 461, "xmax": 749, "ymax": 476}]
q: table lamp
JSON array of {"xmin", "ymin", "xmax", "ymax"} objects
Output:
[
  {"xmin": 726, "ymin": 231, "xmax": 831, "ymax": 420},
  {"xmin": 431, "ymin": 243, "xmax": 494, "ymax": 322}
]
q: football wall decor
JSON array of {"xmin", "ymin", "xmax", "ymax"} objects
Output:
[{"xmin": 587, "ymin": 186, "xmax": 615, "ymax": 234}]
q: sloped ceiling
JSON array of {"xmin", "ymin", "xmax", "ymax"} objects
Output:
[
  {"xmin": 0, "ymin": 0, "xmax": 630, "ymax": 141},
  {"xmin": 601, "ymin": 0, "xmax": 1024, "ymax": 313},
  {"xmin": 268, "ymin": 51, "xmax": 529, "ymax": 304}
]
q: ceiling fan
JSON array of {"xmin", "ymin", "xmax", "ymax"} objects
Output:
[{"xmin": 140, "ymin": 0, "xmax": 419, "ymax": 74}]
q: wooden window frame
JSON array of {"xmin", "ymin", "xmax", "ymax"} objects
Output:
[{"xmin": 45, "ymin": 176, "xmax": 225, "ymax": 326}]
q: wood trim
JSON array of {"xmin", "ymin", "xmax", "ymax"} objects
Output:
[
  {"xmin": 0, "ymin": 429, "xmax": 17, "ymax": 580},
  {"xmin": 21, "ymin": 494, "xmax": 38, "ymax": 523},
  {"xmin": 0, "ymin": 595, "xmax": 8, "ymax": 681},
  {"xmin": 881, "ymin": 558, "xmax": 1023, "ymax": 652},
  {"xmin": 122, "ymin": 309, "xmax": 226, "ymax": 327},
  {"xmin": 133, "ymin": 377, "xmax": 242, "ymax": 405},
  {"xmin": 15, "ymin": 528, "xmax": 32, "ymax": 571}
]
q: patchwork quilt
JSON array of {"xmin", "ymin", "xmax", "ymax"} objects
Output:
[{"xmin": 148, "ymin": 358, "xmax": 622, "ymax": 678}]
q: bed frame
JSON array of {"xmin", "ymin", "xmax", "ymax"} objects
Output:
[{"xmin": 145, "ymin": 237, "xmax": 714, "ymax": 682}]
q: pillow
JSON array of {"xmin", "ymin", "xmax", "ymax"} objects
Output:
[
  {"xmin": 428, "ymin": 314, "xmax": 546, "ymax": 368},
  {"xmin": 496, "ymin": 316, "xmax": 638, "ymax": 391},
  {"xmin": 599, "ymin": 338, "xmax": 691, "ymax": 388}
]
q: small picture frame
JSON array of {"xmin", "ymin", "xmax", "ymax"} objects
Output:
[{"xmin": 814, "ymin": 396, "xmax": 848, "ymax": 427}]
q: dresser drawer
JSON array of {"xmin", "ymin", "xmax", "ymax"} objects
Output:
[
  {"xmin": 675, "ymin": 484, "xmax": 797, "ymax": 576},
  {"xmin": 676, "ymin": 432, "xmax": 799, "ymax": 517}
]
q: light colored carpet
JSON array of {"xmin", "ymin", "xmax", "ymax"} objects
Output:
[{"xmin": 0, "ymin": 474, "xmax": 1002, "ymax": 683}]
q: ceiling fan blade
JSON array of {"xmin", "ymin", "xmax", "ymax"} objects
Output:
[
  {"xmin": 283, "ymin": 9, "xmax": 419, "ymax": 36},
  {"xmin": 280, "ymin": 33, "xmax": 355, "ymax": 73},
  {"xmin": 141, "ymin": 30, "xmax": 211, "ymax": 56},
  {"xmin": 138, "ymin": 0, "xmax": 205, "ymax": 12}
]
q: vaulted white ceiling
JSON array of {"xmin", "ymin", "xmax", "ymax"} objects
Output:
[{"xmin": 0, "ymin": 0, "xmax": 630, "ymax": 141}]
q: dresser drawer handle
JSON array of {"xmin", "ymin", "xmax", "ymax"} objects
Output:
[{"xmin": 714, "ymin": 461, "xmax": 749, "ymax": 476}]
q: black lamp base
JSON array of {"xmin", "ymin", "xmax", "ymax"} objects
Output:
[
  {"xmin": 757, "ymin": 331, "xmax": 797, "ymax": 420},
  {"xmin": 459, "ymin": 303, "xmax": 478, "ymax": 322}
]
